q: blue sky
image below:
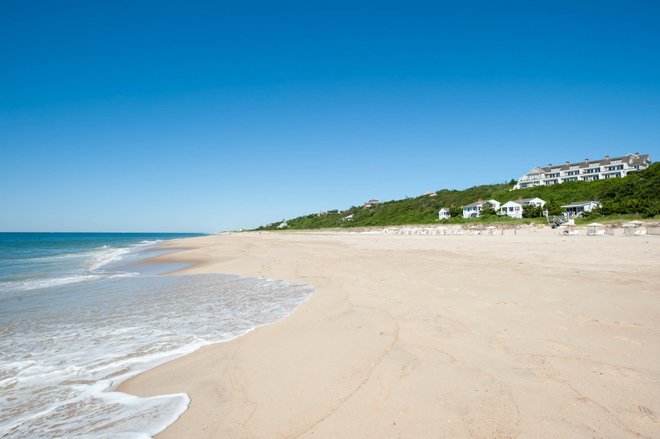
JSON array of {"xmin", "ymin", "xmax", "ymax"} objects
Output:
[{"xmin": 1, "ymin": 1, "xmax": 659, "ymax": 232}]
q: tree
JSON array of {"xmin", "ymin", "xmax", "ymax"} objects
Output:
[
  {"xmin": 522, "ymin": 205, "xmax": 544, "ymax": 218},
  {"xmin": 480, "ymin": 202, "xmax": 497, "ymax": 217},
  {"xmin": 449, "ymin": 206, "xmax": 463, "ymax": 218},
  {"xmin": 545, "ymin": 200, "xmax": 563, "ymax": 216}
]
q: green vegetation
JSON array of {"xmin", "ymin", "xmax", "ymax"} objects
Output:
[{"xmin": 257, "ymin": 163, "xmax": 660, "ymax": 230}]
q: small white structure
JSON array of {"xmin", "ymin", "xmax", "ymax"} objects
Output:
[
  {"xmin": 587, "ymin": 222, "xmax": 606, "ymax": 236},
  {"xmin": 277, "ymin": 221, "xmax": 289, "ymax": 229},
  {"xmin": 561, "ymin": 201, "xmax": 601, "ymax": 218},
  {"xmin": 438, "ymin": 208, "xmax": 451, "ymax": 220},
  {"xmin": 342, "ymin": 214, "xmax": 354, "ymax": 222},
  {"xmin": 562, "ymin": 225, "xmax": 580, "ymax": 235},
  {"xmin": 463, "ymin": 199, "xmax": 501, "ymax": 219},
  {"xmin": 623, "ymin": 221, "xmax": 647, "ymax": 236},
  {"xmin": 499, "ymin": 197, "xmax": 546, "ymax": 219}
]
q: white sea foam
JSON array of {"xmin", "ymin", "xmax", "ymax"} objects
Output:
[
  {"xmin": 0, "ymin": 243, "xmax": 148, "ymax": 295},
  {"xmin": 0, "ymin": 273, "xmax": 313, "ymax": 438},
  {"xmin": 87, "ymin": 246, "xmax": 133, "ymax": 271},
  {"xmin": 0, "ymin": 272, "xmax": 139, "ymax": 295}
]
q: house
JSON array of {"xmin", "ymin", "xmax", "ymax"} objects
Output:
[
  {"xmin": 462, "ymin": 199, "xmax": 501, "ymax": 219},
  {"xmin": 500, "ymin": 197, "xmax": 546, "ymax": 219},
  {"xmin": 342, "ymin": 214, "xmax": 354, "ymax": 222},
  {"xmin": 513, "ymin": 153, "xmax": 651, "ymax": 189},
  {"xmin": 561, "ymin": 201, "xmax": 601, "ymax": 218},
  {"xmin": 363, "ymin": 199, "xmax": 380, "ymax": 208},
  {"xmin": 438, "ymin": 208, "xmax": 451, "ymax": 220},
  {"xmin": 277, "ymin": 221, "xmax": 289, "ymax": 229}
]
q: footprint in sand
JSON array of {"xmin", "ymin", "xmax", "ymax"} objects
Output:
[{"xmin": 637, "ymin": 405, "xmax": 658, "ymax": 422}]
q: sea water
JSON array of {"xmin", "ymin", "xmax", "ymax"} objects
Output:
[{"xmin": 0, "ymin": 233, "xmax": 313, "ymax": 438}]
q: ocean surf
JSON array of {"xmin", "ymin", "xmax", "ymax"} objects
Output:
[{"xmin": 0, "ymin": 233, "xmax": 313, "ymax": 438}]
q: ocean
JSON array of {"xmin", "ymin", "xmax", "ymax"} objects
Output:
[{"xmin": 0, "ymin": 233, "xmax": 313, "ymax": 438}]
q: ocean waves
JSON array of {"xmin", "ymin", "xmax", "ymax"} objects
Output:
[
  {"xmin": 0, "ymin": 240, "xmax": 157, "ymax": 295},
  {"xmin": 0, "ymin": 272, "xmax": 313, "ymax": 438}
]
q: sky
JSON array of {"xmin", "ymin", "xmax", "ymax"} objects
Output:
[{"xmin": 1, "ymin": 0, "xmax": 659, "ymax": 232}]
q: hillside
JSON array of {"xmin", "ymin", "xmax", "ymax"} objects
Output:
[{"xmin": 257, "ymin": 163, "xmax": 659, "ymax": 230}]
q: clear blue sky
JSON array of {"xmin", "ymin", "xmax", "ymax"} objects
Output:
[{"xmin": 1, "ymin": 1, "xmax": 659, "ymax": 232}]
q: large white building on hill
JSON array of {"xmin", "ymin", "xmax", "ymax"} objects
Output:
[{"xmin": 513, "ymin": 153, "xmax": 651, "ymax": 190}]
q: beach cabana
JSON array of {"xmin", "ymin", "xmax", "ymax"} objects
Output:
[
  {"xmin": 587, "ymin": 223, "xmax": 606, "ymax": 236},
  {"xmin": 623, "ymin": 221, "xmax": 647, "ymax": 236},
  {"xmin": 561, "ymin": 224, "xmax": 579, "ymax": 235}
]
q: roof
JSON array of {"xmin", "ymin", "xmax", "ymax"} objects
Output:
[
  {"xmin": 537, "ymin": 153, "xmax": 649, "ymax": 173},
  {"xmin": 501, "ymin": 200, "xmax": 523, "ymax": 206},
  {"xmin": 502, "ymin": 198, "xmax": 543, "ymax": 206},
  {"xmin": 561, "ymin": 200, "xmax": 600, "ymax": 208},
  {"xmin": 464, "ymin": 199, "xmax": 499, "ymax": 208}
]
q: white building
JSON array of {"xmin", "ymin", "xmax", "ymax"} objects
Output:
[
  {"xmin": 438, "ymin": 208, "xmax": 451, "ymax": 220},
  {"xmin": 463, "ymin": 200, "xmax": 501, "ymax": 219},
  {"xmin": 514, "ymin": 153, "xmax": 651, "ymax": 189},
  {"xmin": 500, "ymin": 197, "xmax": 546, "ymax": 219},
  {"xmin": 561, "ymin": 201, "xmax": 601, "ymax": 218}
]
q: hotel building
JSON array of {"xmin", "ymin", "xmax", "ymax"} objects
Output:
[{"xmin": 513, "ymin": 153, "xmax": 651, "ymax": 190}]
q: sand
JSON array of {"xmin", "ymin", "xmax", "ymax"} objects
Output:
[{"xmin": 119, "ymin": 229, "xmax": 660, "ymax": 438}]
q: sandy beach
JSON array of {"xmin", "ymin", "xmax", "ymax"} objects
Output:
[{"xmin": 119, "ymin": 229, "xmax": 660, "ymax": 438}]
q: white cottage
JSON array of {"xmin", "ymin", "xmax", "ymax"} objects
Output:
[
  {"xmin": 561, "ymin": 200, "xmax": 601, "ymax": 218},
  {"xmin": 438, "ymin": 208, "xmax": 451, "ymax": 220},
  {"xmin": 462, "ymin": 199, "xmax": 501, "ymax": 219},
  {"xmin": 500, "ymin": 197, "xmax": 546, "ymax": 219}
]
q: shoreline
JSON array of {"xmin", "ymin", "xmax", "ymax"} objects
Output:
[{"xmin": 119, "ymin": 230, "xmax": 660, "ymax": 438}]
